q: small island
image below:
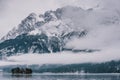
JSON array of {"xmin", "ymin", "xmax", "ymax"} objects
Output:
[{"xmin": 11, "ymin": 67, "xmax": 32, "ymax": 74}]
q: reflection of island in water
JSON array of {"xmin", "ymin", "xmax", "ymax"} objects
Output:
[
  {"xmin": 11, "ymin": 74, "xmax": 32, "ymax": 78},
  {"xmin": 11, "ymin": 67, "xmax": 32, "ymax": 74}
]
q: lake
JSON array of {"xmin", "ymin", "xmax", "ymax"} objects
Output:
[{"xmin": 1, "ymin": 73, "xmax": 120, "ymax": 80}]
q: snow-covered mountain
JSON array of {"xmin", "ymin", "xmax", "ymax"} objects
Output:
[
  {"xmin": 1, "ymin": 6, "xmax": 87, "ymax": 42},
  {"xmin": 0, "ymin": 6, "xmax": 88, "ymax": 56},
  {"xmin": 0, "ymin": 5, "xmax": 120, "ymax": 57}
]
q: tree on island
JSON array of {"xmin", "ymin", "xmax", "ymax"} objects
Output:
[{"xmin": 11, "ymin": 67, "xmax": 32, "ymax": 74}]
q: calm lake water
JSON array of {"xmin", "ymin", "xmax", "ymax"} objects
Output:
[{"xmin": 1, "ymin": 73, "xmax": 120, "ymax": 80}]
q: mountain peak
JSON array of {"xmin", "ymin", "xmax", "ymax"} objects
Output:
[
  {"xmin": 0, "ymin": 13, "xmax": 38, "ymax": 42},
  {"xmin": 0, "ymin": 6, "xmax": 83, "ymax": 42}
]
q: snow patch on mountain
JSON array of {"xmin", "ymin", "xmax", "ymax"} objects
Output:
[{"xmin": 29, "ymin": 29, "xmax": 42, "ymax": 35}]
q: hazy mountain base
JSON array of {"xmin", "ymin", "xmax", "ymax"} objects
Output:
[{"xmin": 1, "ymin": 60, "xmax": 120, "ymax": 73}]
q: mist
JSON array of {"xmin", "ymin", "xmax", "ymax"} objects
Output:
[{"xmin": 0, "ymin": 48, "xmax": 120, "ymax": 66}]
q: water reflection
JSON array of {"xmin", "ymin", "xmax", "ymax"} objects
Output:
[
  {"xmin": 1, "ymin": 73, "xmax": 120, "ymax": 80},
  {"xmin": 11, "ymin": 74, "xmax": 32, "ymax": 78}
]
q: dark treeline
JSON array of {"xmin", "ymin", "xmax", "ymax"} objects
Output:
[{"xmin": 34, "ymin": 60, "xmax": 120, "ymax": 73}]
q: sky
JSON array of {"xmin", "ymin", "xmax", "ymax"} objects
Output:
[{"xmin": 0, "ymin": 0, "xmax": 101, "ymax": 38}]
